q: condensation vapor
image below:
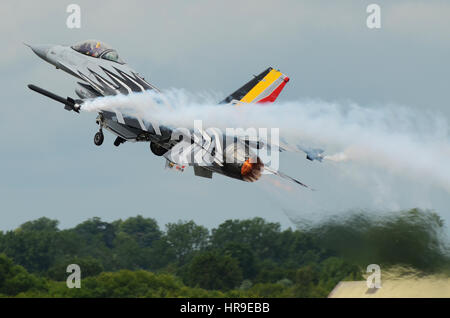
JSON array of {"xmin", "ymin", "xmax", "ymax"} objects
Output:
[{"xmin": 82, "ymin": 89, "xmax": 450, "ymax": 194}]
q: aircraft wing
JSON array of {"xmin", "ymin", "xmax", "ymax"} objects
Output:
[
  {"xmin": 264, "ymin": 166, "xmax": 313, "ymax": 190},
  {"xmin": 233, "ymin": 133, "xmax": 325, "ymax": 162},
  {"xmin": 162, "ymin": 128, "xmax": 314, "ymax": 189}
]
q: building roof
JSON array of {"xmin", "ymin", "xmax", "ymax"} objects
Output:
[{"xmin": 328, "ymin": 278, "xmax": 450, "ymax": 298}]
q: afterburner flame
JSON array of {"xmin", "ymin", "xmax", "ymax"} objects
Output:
[{"xmin": 241, "ymin": 157, "xmax": 264, "ymax": 182}]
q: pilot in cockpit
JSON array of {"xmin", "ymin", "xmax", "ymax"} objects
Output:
[{"xmin": 71, "ymin": 40, "xmax": 124, "ymax": 63}]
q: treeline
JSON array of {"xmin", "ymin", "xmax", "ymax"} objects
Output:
[{"xmin": 0, "ymin": 209, "xmax": 448, "ymax": 297}]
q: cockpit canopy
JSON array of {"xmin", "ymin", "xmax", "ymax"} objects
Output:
[{"xmin": 71, "ymin": 40, "xmax": 125, "ymax": 64}]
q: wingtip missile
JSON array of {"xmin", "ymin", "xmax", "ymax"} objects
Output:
[{"xmin": 27, "ymin": 84, "xmax": 81, "ymax": 113}]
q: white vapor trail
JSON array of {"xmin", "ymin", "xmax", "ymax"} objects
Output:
[{"xmin": 82, "ymin": 89, "xmax": 450, "ymax": 193}]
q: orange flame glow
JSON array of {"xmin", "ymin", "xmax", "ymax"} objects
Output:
[{"xmin": 241, "ymin": 157, "xmax": 264, "ymax": 182}]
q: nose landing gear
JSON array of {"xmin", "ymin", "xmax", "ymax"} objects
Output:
[
  {"xmin": 94, "ymin": 130, "xmax": 104, "ymax": 146},
  {"xmin": 94, "ymin": 115, "xmax": 105, "ymax": 146}
]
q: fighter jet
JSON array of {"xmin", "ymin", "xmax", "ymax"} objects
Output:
[{"xmin": 27, "ymin": 40, "xmax": 323, "ymax": 187}]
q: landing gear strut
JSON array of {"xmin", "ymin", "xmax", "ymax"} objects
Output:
[
  {"xmin": 94, "ymin": 131, "xmax": 104, "ymax": 146},
  {"xmin": 94, "ymin": 115, "xmax": 105, "ymax": 146},
  {"xmin": 114, "ymin": 137, "xmax": 126, "ymax": 147}
]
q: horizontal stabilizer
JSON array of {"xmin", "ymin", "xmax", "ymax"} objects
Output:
[{"xmin": 193, "ymin": 166, "xmax": 213, "ymax": 179}]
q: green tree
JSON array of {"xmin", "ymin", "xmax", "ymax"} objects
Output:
[
  {"xmin": 112, "ymin": 232, "xmax": 144, "ymax": 270},
  {"xmin": 47, "ymin": 256, "xmax": 104, "ymax": 281},
  {"xmin": 165, "ymin": 220, "xmax": 209, "ymax": 264},
  {"xmin": 305, "ymin": 209, "xmax": 449, "ymax": 272},
  {"xmin": 74, "ymin": 217, "xmax": 116, "ymax": 248},
  {"xmin": 221, "ymin": 242, "xmax": 257, "ymax": 279},
  {"xmin": 0, "ymin": 230, "xmax": 60, "ymax": 272},
  {"xmin": 185, "ymin": 251, "xmax": 243, "ymax": 291},
  {"xmin": 318, "ymin": 257, "xmax": 362, "ymax": 291},
  {"xmin": 211, "ymin": 218, "xmax": 281, "ymax": 260},
  {"xmin": 254, "ymin": 259, "xmax": 296, "ymax": 284},
  {"xmin": 0, "ymin": 254, "xmax": 47, "ymax": 296},
  {"xmin": 293, "ymin": 265, "xmax": 318, "ymax": 297},
  {"xmin": 19, "ymin": 217, "xmax": 59, "ymax": 232},
  {"xmin": 118, "ymin": 215, "xmax": 162, "ymax": 248},
  {"xmin": 247, "ymin": 282, "xmax": 290, "ymax": 297},
  {"xmin": 49, "ymin": 270, "xmax": 223, "ymax": 298}
]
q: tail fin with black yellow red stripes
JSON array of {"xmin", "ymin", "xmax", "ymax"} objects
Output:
[{"xmin": 220, "ymin": 67, "xmax": 289, "ymax": 105}]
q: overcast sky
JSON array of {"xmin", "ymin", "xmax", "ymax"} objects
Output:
[{"xmin": 1, "ymin": 0, "xmax": 449, "ymax": 231}]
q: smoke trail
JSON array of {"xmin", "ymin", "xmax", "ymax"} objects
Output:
[{"xmin": 82, "ymin": 89, "xmax": 450, "ymax": 193}]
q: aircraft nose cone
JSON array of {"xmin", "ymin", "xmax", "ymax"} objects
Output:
[{"xmin": 27, "ymin": 44, "xmax": 52, "ymax": 61}]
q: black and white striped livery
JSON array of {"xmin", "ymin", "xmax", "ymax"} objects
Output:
[{"xmin": 26, "ymin": 40, "xmax": 317, "ymax": 188}]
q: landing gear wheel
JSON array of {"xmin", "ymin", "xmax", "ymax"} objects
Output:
[
  {"xmin": 150, "ymin": 142, "xmax": 168, "ymax": 156},
  {"xmin": 114, "ymin": 137, "xmax": 126, "ymax": 147},
  {"xmin": 94, "ymin": 131, "xmax": 104, "ymax": 146}
]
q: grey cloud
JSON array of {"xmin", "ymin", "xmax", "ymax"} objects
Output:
[{"xmin": 1, "ymin": 0, "xmax": 449, "ymax": 230}]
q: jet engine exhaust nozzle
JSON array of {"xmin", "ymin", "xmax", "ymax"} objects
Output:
[{"xmin": 241, "ymin": 157, "xmax": 264, "ymax": 182}]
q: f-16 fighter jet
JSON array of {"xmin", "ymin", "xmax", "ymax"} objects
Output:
[{"xmin": 27, "ymin": 40, "xmax": 323, "ymax": 187}]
